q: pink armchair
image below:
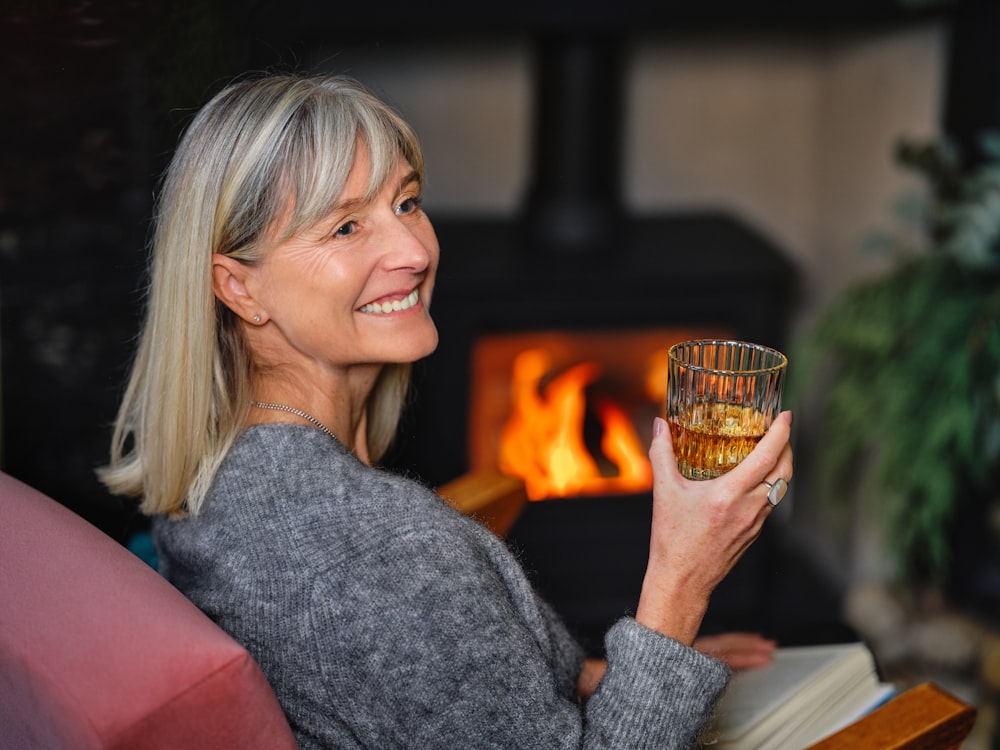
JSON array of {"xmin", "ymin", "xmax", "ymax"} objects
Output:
[{"xmin": 0, "ymin": 471, "xmax": 298, "ymax": 749}]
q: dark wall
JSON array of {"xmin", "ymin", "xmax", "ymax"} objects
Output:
[
  {"xmin": 3, "ymin": 4, "xmax": 146, "ymax": 538},
  {"xmin": 0, "ymin": 1, "xmax": 252, "ymax": 538}
]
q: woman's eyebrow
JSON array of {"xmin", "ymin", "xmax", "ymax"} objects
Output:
[
  {"xmin": 399, "ymin": 169, "xmax": 420, "ymax": 188},
  {"xmin": 327, "ymin": 196, "xmax": 365, "ymax": 214},
  {"xmin": 326, "ymin": 171, "xmax": 421, "ymax": 216},
  {"xmin": 398, "ymin": 170, "xmax": 421, "ymax": 192}
]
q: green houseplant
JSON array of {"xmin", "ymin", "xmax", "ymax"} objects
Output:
[{"xmin": 788, "ymin": 133, "xmax": 1000, "ymax": 584}]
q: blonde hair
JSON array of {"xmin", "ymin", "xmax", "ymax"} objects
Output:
[{"xmin": 99, "ymin": 74, "xmax": 425, "ymax": 516}]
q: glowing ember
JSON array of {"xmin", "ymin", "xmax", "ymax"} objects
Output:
[{"xmin": 498, "ymin": 349, "xmax": 653, "ymax": 501}]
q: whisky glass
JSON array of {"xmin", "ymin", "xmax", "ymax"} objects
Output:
[{"xmin": 666, "ymin": 340, "xmax": 787, "ymax": 480}]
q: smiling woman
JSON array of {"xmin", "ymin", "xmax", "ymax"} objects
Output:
[
  {"xmin": 99, "ymin": 75, "xmax": 432, "ymax": 511},
  {"xmin": 97, "ymin": 72, "xmax": 793, "ymax": 750}
]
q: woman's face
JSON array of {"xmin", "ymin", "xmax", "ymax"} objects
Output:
[{"xmin": 248, "ymin": 146, "xmax": 439, "ymax": 374}]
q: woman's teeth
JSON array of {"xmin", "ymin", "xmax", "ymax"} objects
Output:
[{"xmin": 360, "ymin": 289, "xmax": 419, "ymax": 315}]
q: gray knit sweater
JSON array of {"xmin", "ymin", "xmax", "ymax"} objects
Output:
[{"xmin": 153, "ymin": 425, "xmax": 729, "ymax": 749}]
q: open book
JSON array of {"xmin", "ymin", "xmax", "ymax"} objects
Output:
[{"xmin": 702, "ymin": 642, "xmax": 896, "ymax": 749}]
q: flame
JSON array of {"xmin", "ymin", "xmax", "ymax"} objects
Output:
[{"xmin": 498, "ymin": 349, "xmax": 653, "ymax": 500}]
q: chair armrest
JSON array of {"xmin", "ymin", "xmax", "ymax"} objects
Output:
[
  {"xmin": 437, "ymin": 469, "xmax": 528, "ymax": 538},
  {"xmin": 807, "ymin": 682, "xmax": 976, "ymax": 750}
]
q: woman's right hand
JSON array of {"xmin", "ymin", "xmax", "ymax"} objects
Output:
[{"xmin": 634, "ymin": 411, "xmax": 793, "ymax": 645}]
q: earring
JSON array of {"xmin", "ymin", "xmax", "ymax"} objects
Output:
[{"xmin": 253, "ymin": 315, "xmax": 261, "ymax": 324}]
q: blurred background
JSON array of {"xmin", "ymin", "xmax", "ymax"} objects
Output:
[{"xmin": 3, "ymin": 0, "xmax": 999, "ymax": 745}]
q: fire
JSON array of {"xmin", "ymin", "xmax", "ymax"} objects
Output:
[{"xmin": 497, "ymin": 349, "xmax": 653, "ymax": 501}]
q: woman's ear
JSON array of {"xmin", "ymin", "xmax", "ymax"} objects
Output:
[{"xmin": 212, "ymin": 254, "xmax": 266, "ymax": 325}]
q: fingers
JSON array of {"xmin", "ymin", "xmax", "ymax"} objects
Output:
[
  {"xmin": 649, "ymin": 411, "xmax": 794, "ymax": 500},
  {"xmin": 694, "ymin": 632, "xmax": 777, "ymax": 670},
  {"xmin": 648, "ymin": 416, "xmax": 683, "ymax": 484},
  {"xmin": 728, "ymin": 411, "xmax": 794, "ymax": 495},
  {"xmin": 742, "ymin": 410, "xmax": 793, "ymax": 477}
]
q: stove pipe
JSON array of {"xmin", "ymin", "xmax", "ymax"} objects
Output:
[{"xmin": 522, "ymin": 35, "xmax": 626, "ymax": 255}]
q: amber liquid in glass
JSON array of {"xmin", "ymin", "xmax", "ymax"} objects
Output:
[{"xmin": 668, "ymin": 403, "xmax": 767, "ymax": 480}]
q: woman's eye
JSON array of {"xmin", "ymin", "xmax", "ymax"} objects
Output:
[
  {"xmin": 333, "ymin": 221, "xmax": 356, "ymax": 238},
  {"xmin": 396, "ymin": 196, "xmax": 422, "ymax": 216}
]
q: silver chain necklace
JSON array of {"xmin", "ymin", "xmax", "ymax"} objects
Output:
[{"xmin": 252, "ymin": 401, "xmax": 337, "ymax": 441}]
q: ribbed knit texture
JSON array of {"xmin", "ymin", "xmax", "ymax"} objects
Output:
[{"xmin": 154, "ymin": 424, "xmax": 730, "ymax": 749}]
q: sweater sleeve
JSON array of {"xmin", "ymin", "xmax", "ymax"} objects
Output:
[{"xmin": 586, "ymin": 619, "xmax": 730, "ymax": 749}]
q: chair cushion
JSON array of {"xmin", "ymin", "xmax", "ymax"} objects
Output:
[{"xmin": 0, "ymin": 472, "xmax": 299, "ymax": 749}]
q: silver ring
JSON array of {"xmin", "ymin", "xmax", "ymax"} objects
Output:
[{"xmin": 763, "ymin": 478, "xmax": 788, "ymax": 507}]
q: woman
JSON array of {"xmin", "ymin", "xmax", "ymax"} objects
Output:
[{"xmin": 101, "ymin": 73, "xmax": 793, "ymax": 749}]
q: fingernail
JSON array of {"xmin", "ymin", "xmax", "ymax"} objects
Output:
[{"xmin": 653, "ymin": 416, "xmax": 665, "ymax": 437}]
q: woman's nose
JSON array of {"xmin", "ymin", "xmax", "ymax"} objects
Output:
[{"xmin": 382, "ymin": 217, "xmax": 434, "ymax": 272}]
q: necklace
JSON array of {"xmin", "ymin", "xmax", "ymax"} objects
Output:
[{"xmin": 252, "ymin": 401, "xmax": 337, "ymax": 441}]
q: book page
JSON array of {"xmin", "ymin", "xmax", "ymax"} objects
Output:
[
  {"xmin": 708, "ymin": 642, "xmax": 878, "ymax": 747},
  {"xmin": 772, "ymin": 681, "xmax": 896, "ymax": 749}
]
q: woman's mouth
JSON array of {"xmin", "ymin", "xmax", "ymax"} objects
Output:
[{"xmin": 359, "ymin": 289, "xmax": 420, "ymax": 315}]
